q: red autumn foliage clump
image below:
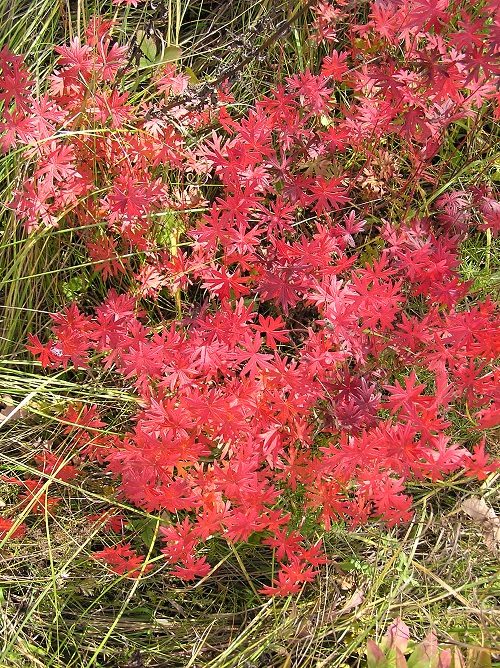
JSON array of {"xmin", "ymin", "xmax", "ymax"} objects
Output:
[{"xmin": 2, "ymin": 0, "xmax": 500, "ymax": 594}]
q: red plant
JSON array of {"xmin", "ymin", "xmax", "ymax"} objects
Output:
[
  {"xmin": 0, "ymin": 518, "xmax": 27, "ymax": 540},
  {"xmin": 92, "ymin": 543, "xmax": 152, "ymax": 578},
  {"xmin": 2, "ymin": 0, "xmax": 500, "ymax": 593}
]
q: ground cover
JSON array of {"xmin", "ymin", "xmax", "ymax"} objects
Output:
[{"xmin": 1, "ymin": 0, "xmax": 500, "ymax": 665}]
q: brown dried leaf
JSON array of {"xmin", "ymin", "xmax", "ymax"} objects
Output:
[
  {"xmin": 461, "ymin": 496, "xmax": 500, "ymax": 555},
  {"xmin": 483, "ymin": 524, "xmax": 500, "ymax": 554},
  {"xmin": 461, "ymin": 497, "xmax": 497, "ymax": 523},
  {"xmin": 338, "ymin": 588, "xmax": 364, "ymax": 615},
  {"xmin": 0, "ymin": 398, "xmax": 29, "ymax": 428}
]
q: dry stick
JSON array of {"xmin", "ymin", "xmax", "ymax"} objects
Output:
[{"xmin": 144, "ymin": 0, "xmax": 320, "ymax": 119}]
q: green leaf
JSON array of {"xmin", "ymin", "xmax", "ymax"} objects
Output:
[
  {"xmin": 62, "ymin": 276, "xmax": 86, "ymax": 300},
  {"xmin": 137, "ymin": 30, "xmax": 157, "ymax": 62},
  {"xmin": 127, "ymin": 517, "xmax": 158, "ymax": 550},
  {"xmin": 467, "ymin": 648, "xmax": 492, "ymax": 668},
  {"xmin": 162, "ymin": 45, "xmax": 183, "ymax": 63},
  {"xmin": 408, "ymin": 633, "xmax": 439, "ymax": 668},
  {"xmin": 136, "ymin": 30, "xmax": 182, "ymax": 66},
  {"xmin": 140, "ymin": 521, "xmax": 157, "ymax": 550},
  {"xmin": 185, "ymin": 66, "xmax": 199, "ymax": 84}
]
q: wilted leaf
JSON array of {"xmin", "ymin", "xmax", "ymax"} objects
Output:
[
  {"xmin": 452, "ymin": 646, "xmax": 467, "ymax": 668},
  {"xmin": 440, "ymin": 647, "xmax": 466, "ymax": 668},
  {"xmin": 461, "ymin": 496, "xmax": 500, "ymax": 554},
  {"xmin": 467, "ymin": 648, "xmax": 492, "ymax": 668},
  {"xmin": 0, "ymin": 396, "xmax": 29, "ymax": 428},
  {"xmin": 339, "ymin": 588, "xmax": 364, "ymax": 614},
  {"xmin": 461, "ymin": 497, "xmax": 497, "ymax": 523}
]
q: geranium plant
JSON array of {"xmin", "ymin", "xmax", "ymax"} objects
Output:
[{"xmin": 2, "ymin": 0, "xmax": 500, "ymax": 595}]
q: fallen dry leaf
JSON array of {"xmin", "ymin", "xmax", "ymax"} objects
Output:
[
  {"xmin": 461, "ymin": 496, "xmax": 500, "ymax": 555},
  {"xmin": 461, "ymin": 497, "xmax": 497, "ymax": 523},
  {"xmin": 0, "ymin": 403, "xmax": 29, "ymax": 428}
]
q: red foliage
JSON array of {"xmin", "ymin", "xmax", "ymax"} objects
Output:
[
  {"xmin": 2, "ymin": 0, "xmax": 500, "ymax": 594},
  {"xmin": 0, "ymin": 517, "xmax": 27, "ymax": 540},
  {"xmin": 92, "ymin": 543, "xmax": 152, "ymax": 578}
]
